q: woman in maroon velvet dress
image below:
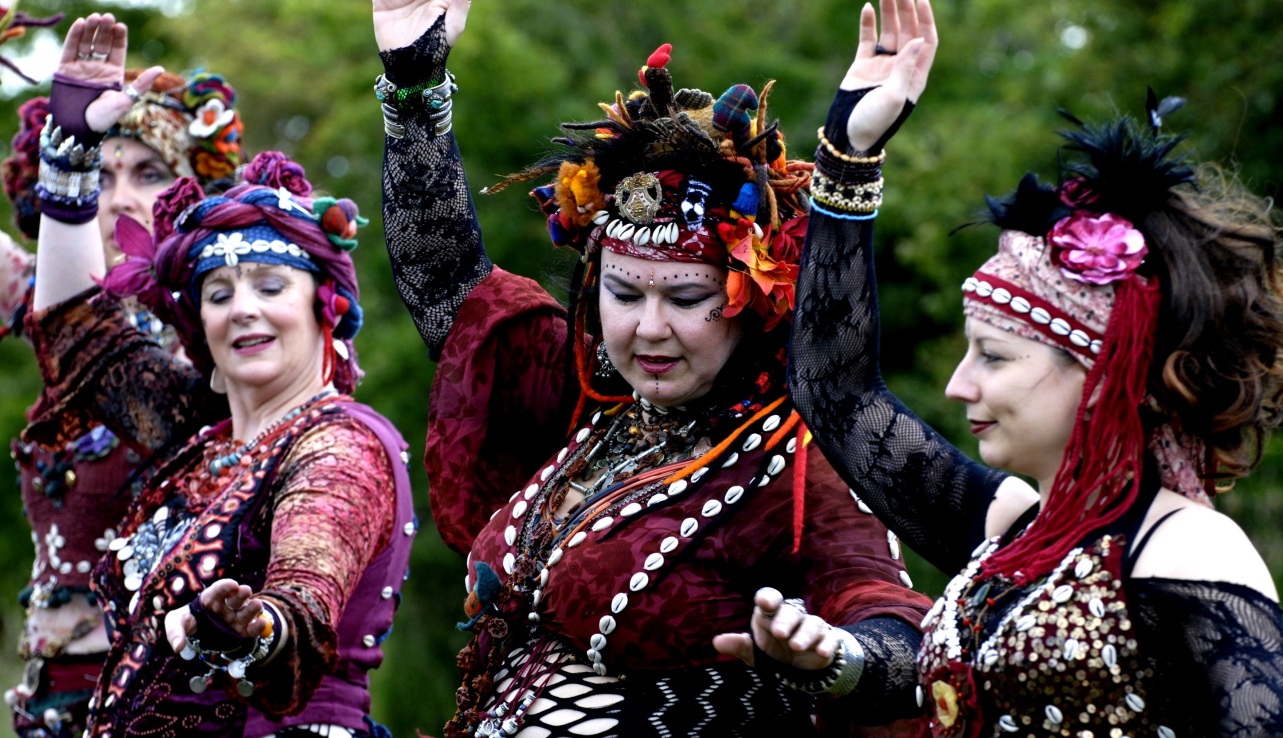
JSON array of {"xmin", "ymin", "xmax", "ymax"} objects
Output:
[{"xmin": 374, "ymin": 0, "xmax": 933, "ymax": 736}]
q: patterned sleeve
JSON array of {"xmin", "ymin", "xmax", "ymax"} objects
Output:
[
  {"xmin": 1131, "ymin": 577, "xmax": 1283, "ymax": 737},
  {"xmin": 249, "ymin": 417, "xmax": 397, "ymax": 715},
  {"xmin": 24, "ymin": 289, "xmax": 217, "ymax": 455},
  {"xmin": 380, "ymin": 16, "xmax": 492, "ymax": 360},
  {"xmin": 788, "ymin": 114, "xmax": 1009, "ymax": 574}
]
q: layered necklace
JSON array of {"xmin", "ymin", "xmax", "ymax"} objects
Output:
[
  {"xmin": 208, "ymin": 389, "xmax": 337, "ymax": 475},
  {"xmin": 453, "ymin": 400, "xmax": 712, "ymax": 738}
]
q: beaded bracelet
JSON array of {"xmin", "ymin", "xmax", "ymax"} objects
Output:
[
  {"xmin": 811, "ymin": 171, "xmax": 883, "ymax": 214},
  {"xmin": 374, "ymin": 71, "xmax": 458, "ymax": 138},
  {"xmin": 35, "ymin": 116, "xmax": 102, "ymax": 220},
  {"xmin": 817, "ymin": 126, "xmax": 887, "ymax": 165}
]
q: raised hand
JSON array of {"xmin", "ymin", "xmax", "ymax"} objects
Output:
[
  {"xmin": 372, "ymin": 0, "xmax": 471, "ymax": 52},
  {"xmin": 56, "ymin": 14, "xmax": 163, "ymax": 133},
  {"xmin": 164, "ymin": 579, "xmax": 274, "ymax": 655},
  {"xmin": 841, "ymin": 0, "xmax": 938, "ymax": 152},
  {"xmin": 712, "ymin": 587, "xmax": 844, "ymax": 672}
]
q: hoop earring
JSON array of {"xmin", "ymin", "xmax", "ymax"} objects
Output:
[
  {"xmin": 595, "ymin": 342, "xmax": 617, "ymax": 378},
  {"xmin": 209, "ymin": 367, "xmax": 227, "ymax": 394}
]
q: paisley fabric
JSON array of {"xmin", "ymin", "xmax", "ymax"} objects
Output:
[
  {"xmin": 788, "ymin": 110, "xmax": 1283, "ymax": 736},
  {"xmin": 25, "ymin": 293, "xmax": 414, "ymax": 737},
  {"xmin": 425, "ymin": 268, "xmax": 569, "ymax": 555}
]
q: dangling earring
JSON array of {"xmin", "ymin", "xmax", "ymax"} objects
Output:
[
  {"xmin": 209, "ymin": 366, "xmax": 227, "ymax": 394},
  {"xmin": 595, "ymin": 342, "xmax": 617, "ymax": 378}
]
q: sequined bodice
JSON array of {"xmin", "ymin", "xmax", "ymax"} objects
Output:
[{"xmin": 918, "ymin": 535, "xmax": 1177, "ymax": 738}]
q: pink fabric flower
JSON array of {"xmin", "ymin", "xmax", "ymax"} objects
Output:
[
  {"xmin": 152, "ymin": 177, "xmax": 205, "ymax": 243},
  {"xmin": 1049, "ymin": 211, "xmax": 1147, "ymax": 285},
  {"xmin": 102, "ymin": 215, "xmax": 170, "ymax": 315},
  {"xmin": 243, "ymin": 151, "xmax": 312, "ymax": 197}
]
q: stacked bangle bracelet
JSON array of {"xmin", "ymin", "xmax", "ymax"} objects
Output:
[
  {"xmin": 34, "ymin": 116, "xmax": 102, "ymax": 223},
  {"xmin": 375, "ymin": 70, "xmax": 458, "ymax": 139}
]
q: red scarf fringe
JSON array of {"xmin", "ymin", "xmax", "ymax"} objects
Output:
[{"xmin": 981, "ymin": 274, "xmax": 1162, "ymax": 583}]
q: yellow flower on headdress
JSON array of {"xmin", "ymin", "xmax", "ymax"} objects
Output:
[{"xmin": 554, "ymin": 161, "xmax": 606, "ymax": 229}]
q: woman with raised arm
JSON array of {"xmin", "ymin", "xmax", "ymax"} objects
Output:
[
  {"xmin": 373, "ymin": 0, "xmax": 935, "ymax": 735},
  {"xmin": 785, "ymin": 0, "xmax": 1283, "ymax": 735},
  {"xmin": 1, "ymin": 30, "xmax": 245, "ymax": 738},
  {"xmin": 25, "ymin": 14, "xmax": 415, "ymax": 738}
]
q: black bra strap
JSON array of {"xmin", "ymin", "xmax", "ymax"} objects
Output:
[{"xmin": 1123, "ymin": 507, "xmax": 1185, "ymax": 578}]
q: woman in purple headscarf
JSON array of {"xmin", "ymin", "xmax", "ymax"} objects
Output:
[{"xmin": 23, "ymin": 13, "xmax": 414, "ymax": 738}]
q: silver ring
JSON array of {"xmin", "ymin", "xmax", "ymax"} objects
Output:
[
  {"xmin": 124, "ymin": 85, "xmax": 141, "ymax": 103},
  {"xmin": 874, "ymin": 43, "xmax": 897, "ymax": 56},
  {"xmin": 76, "ymin": 52, "xmax": 92, "ymax": 61},
  {"xmin": 782, "ymin": 597, "xmax": 808, "ymax": 616},
  {"xmin": 91, "ymin": 50, "xmax": 110, "ymax": 61}
]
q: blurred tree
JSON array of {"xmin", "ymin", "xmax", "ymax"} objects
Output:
[{"xmin": 0, "ymin": 0, "xmax": 1279, "ymax": 736}]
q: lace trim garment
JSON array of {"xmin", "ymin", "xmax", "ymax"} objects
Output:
[
  {"xmin": 1131, "ymin": 577, "xmax": 1283, "ymax": 737},
  {"xmin": 379, "ymin": 17, "xmax": 492, "ymax": 360},
  {"xmin": 787, "ymin": 117, "xmax": 1283, "ymax": 734},
  {"xmin": 788, "ymin": 200, "xmax": 1007, "ymax": 573}
]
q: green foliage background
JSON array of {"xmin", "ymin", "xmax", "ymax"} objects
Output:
[{"xmin": 0, "ymin": 1, "xmax": 1280, "ymax": 735}]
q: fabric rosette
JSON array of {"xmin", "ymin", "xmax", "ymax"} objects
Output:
[
  {"xmin": 244, "ymin": 151, "xmax": 313, "ymax": 198},
  {"xmin": 924, "ymin": 662, "xmax": 983, "ymax": 738},
  {"xmin": 1048, "ymin": 210, "xmax": 1147, "ymax": 285},
  {"xmin": 721, "ymin": 217, "xmax": 800, "ymax": 331}
]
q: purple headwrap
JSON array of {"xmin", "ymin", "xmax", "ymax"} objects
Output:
[{"xmin": 103, "ymin": 152, "xmax": 368, "ymax": 394}]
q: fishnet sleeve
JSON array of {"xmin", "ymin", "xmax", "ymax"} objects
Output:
[
  {"xmin": 379, "ymin": 17, "xmax": 491, "ymax": 360},
  {"xmin": 789, "ymin": 141, "xmax": 1008, "ymax": 574},
  {"xmin": 1130, "ymin": 578, "xmax": 1283, "ymax": 737},
  {"xmin": 838, "ymin": 617, "xmax": 925, "ymax": 724}
]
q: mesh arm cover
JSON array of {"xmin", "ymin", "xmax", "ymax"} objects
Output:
[
  {"xmin": 1131, "ymin": 577, "xmax": 1283, "ymax": 737},
  {"xmin": 838, "ymin": 616, "xmax": 925, "ymax": 724},
  {"xmin": 379, "ymin": 17, "xmax": 492, "ymax": 360},
  {"xmin": 789, "ymin": 168, "xmax": 1008, "ymax": 573}
]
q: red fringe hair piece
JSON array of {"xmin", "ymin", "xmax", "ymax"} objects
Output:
[{"xmin": 980, "ymin": 274, "xmax": 1162, "ymax": 583}]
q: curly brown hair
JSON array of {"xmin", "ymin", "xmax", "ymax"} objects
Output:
[{"xmin": 1143, "ymin": 166, "xmax": 1283, "ymax": 486}]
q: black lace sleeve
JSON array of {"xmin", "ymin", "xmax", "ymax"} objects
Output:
[
  {"xmin": 1130, "ymin": 577, "xmax": 1283, "ymax": 737},
  {"xmin": 838, "ymin": 616, "xmax": 923, "ymax": 724},
  {"xmin": 788, "ymin": 113, "xmax": 1009, "ymax": 574},
  {"xmin": 379, "ymin": 17, "xmax": 492, "ymax": 360}
]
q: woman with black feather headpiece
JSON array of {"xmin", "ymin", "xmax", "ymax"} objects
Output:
[
  {"xmin": 372, "ymin": 0, "xmax": 945, "ymax": 735},
  {"xmin": 783, "ymin": 1, "xmax": 1283, "ymax": 735}
]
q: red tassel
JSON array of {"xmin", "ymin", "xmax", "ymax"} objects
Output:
[
  {"xmin": 791, "ymin": 422, "xmax": 809, "ymax": 554},
  {"xmin": 982, "ymin": 274, "xmax": 1162, "ymax": 582},
  {"xmin": 322, "ymin": 323, "xmax": 336, "ymax": 387}
]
